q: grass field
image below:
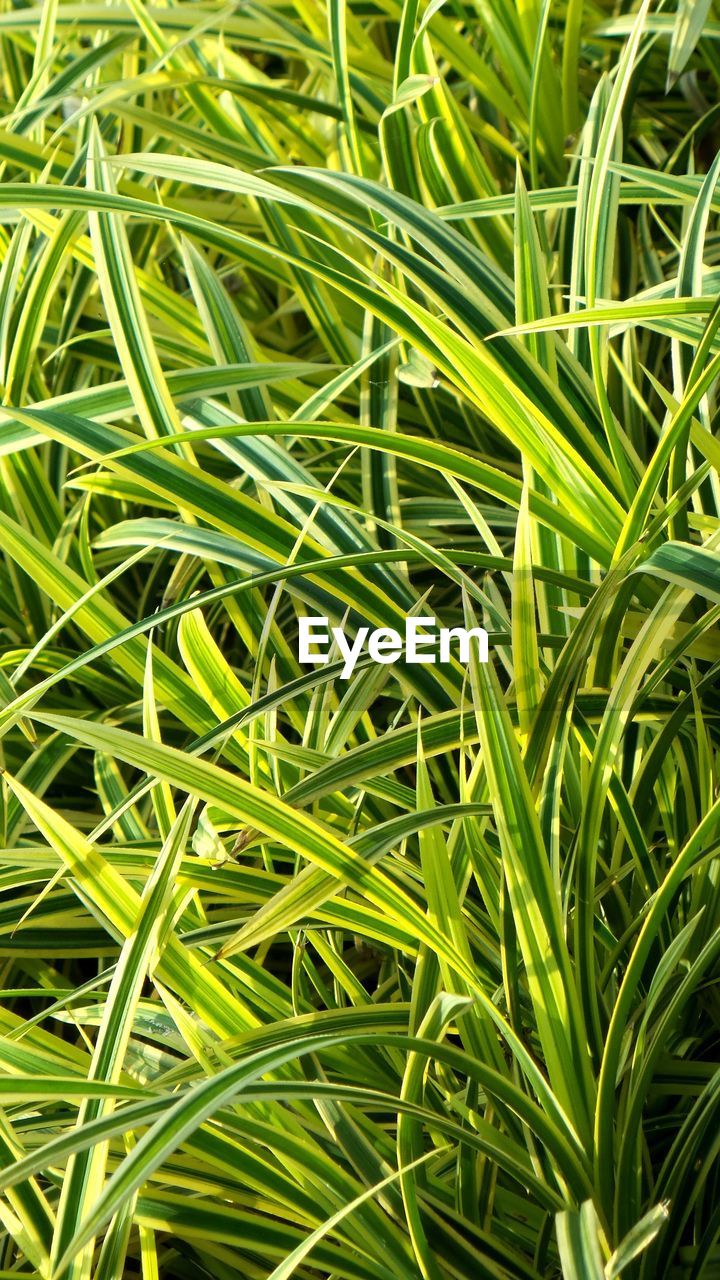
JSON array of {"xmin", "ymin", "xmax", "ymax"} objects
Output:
[{"xmin": 0, "ymin": 1, "xmax": 719, "ymax": 1277}]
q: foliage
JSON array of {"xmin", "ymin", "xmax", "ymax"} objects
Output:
[{"xmin": 0, "ymin": 1, "xmax": 718, "ymax": 1278}]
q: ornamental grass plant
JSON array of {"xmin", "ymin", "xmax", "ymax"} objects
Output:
[{"xmin": 0, "ymin": 1, "xmax": 718, "ymax": 1277}]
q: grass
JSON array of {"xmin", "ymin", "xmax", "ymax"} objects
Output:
[{"xmin": 0, "ymin": 0, "xmax": 718, "ymax": 1277}]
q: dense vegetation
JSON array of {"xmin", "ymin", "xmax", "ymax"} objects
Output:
[{"xmin": 0, "ymin": 1, "xmax": 719, "ymax": 1277}]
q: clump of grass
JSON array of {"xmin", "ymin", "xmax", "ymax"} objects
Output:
[{"xmin": 0, "ymin": 1, "xmax": 718, "ymax": 1278}]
